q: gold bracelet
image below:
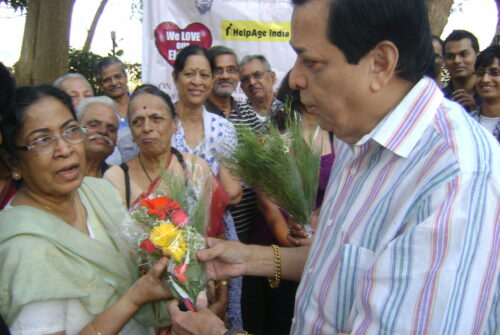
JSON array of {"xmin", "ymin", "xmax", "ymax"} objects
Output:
[
  {"xmin": 91, "ymin": 321, "xmax": 102, "ymax": 335},
  {"xmin": 267, "ymin": 244, "xmax": 281, "ymax": 288}
]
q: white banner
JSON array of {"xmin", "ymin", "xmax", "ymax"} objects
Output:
[{"xmin": 142, "ymin": 0, "xmax": 296, "ymax": 102}]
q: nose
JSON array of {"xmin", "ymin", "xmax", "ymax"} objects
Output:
[
  {"xmin": 53, "ymin": 135, "xmax": 74, "ymax": 157},
  {"xmin": 143, "ymin": 118, "xmax": 154, "ymax": 133},
  {"xmin": 453, "ymin": 55, "xmax": 463, "ymax": 63},
  {"xmin": 219, "ymin": 69, "xmax": 231, "ymax": 79},
  {"xmin": 290, "ymin": 58, "xmax": 306, "ymax": 90},
  {"xmin": 248, "ymin": 75, "xmax": 258, "ymax": 86},
  {"xmin": 192, "ymin": 73, "xmax": 203, "ymax": 85}
]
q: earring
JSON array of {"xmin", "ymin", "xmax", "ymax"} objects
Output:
[{"xmin": 12, "ymin": 171, "xmax": 21, "ymax": 180}]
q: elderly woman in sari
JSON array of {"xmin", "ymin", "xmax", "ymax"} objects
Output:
[
  {"xmin": 0, "ymin": 85, "xmax": 173, "ymax": 334},
  {"xmin": 77, "ymin": 96, "xmax": 119, "ymax": 178},
  {"xmin": 171, "ymin": 44, "xmax": 243, "ymax": 329},
  {"xmin": 104, "ymin": 84, "xmax": 229, "ymax": 317}
]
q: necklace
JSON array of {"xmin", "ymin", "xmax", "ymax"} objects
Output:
[
  {"xmin": 139, "ymin": 154, "xmax": 153, "ymax": 183},
  {"xmin": 138, "ymin": 150, "xmax": 174, "ymax": 183}
]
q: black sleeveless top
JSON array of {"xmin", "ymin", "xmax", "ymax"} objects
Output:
[{"xmin": 119, "ymin": 147, "xmax": 187, "ymax": 208}]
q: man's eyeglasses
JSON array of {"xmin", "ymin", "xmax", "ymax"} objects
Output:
[
  {"xmin": 240, "ymin": 71, "xmax": 269, "ymax": 85},
  {"xmin": 15, "ymin": 125, "xmax": 87, "ymax": 155},
  {"xmin": 474, "ymin": 69, "xmax": 500, "ymax": 77},
  {"xmin": 214, "ymin": 66, "xmax": 239, "ymax": 76}
]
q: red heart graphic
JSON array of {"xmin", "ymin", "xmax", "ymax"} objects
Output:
[{"xmin": 154, "ymin": 22, "xmax": 213, "ymax": 67}]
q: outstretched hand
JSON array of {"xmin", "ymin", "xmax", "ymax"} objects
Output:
[
  {"xmin": 168, "ymin": 291, "xmax": 227, "ymax": 335},
  {"xmin": 197, "ymin": 238, "xmax": 249, "ymax": 280}
]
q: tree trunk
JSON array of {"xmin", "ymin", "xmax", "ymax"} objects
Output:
[
  {"xmin": 83, "ymin": 0, "xmax": 109, "ymax": 52},
  {"xmin": 424, "ymin": 0, "xmax": 454, "ymax": 37},
  {"xmin": 14, "ymin": 0, "xmax": 76, "ymax": 86},
  {"xmin": 13, "ymin": 0, "xmax": 40, "ymax": 86}
]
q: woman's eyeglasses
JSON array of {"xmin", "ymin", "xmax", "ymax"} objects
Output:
[{"xmin": 15, "ymin": 125, "xmax": 87, "ymax": 155}]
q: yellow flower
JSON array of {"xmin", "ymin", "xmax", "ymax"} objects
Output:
[{"xmin": 150, "ymin": 222, "xmax": 187, "ymax": 262}]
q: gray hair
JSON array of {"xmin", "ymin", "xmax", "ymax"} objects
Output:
[
  {"xmin": 53, "ymin": 73, "xmax": 92, "ymax": 90},
  {"xmin": 208, "ymin": 45, "xmax": 238, "ymax": 64},
  {"xmin": 239, "ymin": 54, "xmax": 272, "ymax": 71},
  {"xmin": 93, "ymin": 56, "xmax": 127, "ymax": 83},
  {"xmin": 76, "ymin": 96, "xmax": 120, "ymax": 124}
]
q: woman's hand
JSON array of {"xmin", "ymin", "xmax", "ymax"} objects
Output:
[
  {"xmin": 207, "ymin": 280, "xmax": 229, "ymax": 319},
  {"xmin": 126, "ymin": 257, "xmax": 173, "ymax": 308},
  {"xmin": 169, "ymin": 291, "xmax": 227, "ymax": 335}
]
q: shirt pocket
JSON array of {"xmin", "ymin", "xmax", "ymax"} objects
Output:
[{"xmin": 335, "ymin": 243, "xmax": 375, "ymax": 331}]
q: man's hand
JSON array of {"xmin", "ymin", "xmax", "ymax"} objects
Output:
[
  {"xmin": 197, "ymin": 238, "xmax": 249, "ymax": 280},
  {"xmin": 451, "ymin": 89, "xmax": 477, "ymax": 111},
  {"xmin": 169, "ymin": 291, "xmax": 227, "ymax": 335}
]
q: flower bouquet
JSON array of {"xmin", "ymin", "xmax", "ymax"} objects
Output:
[
  {"xmin": 221, "ymin": 102, "xmax": 321, "ymax": 235},
  {"xmin": 129, "ymin": 171, "xmax": 210, "ymax": 311}
]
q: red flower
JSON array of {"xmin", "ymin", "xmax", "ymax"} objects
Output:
[
  {"xmin": 171, "ymin": 209, "xmax": 189, "ymax": 227},
  {"xmin": 141, "ymin": 196, "xmax": 180, "ymax": 220},
  {"xmin": 174, "ymin": 263, "xmax": 188, "ymax": 283},
  {"xmin": 140, "ymin": 238, "xmax": 156, "ymax": 254},
  {"xmin": 258, "ymin": 137, "xmax": 264, "ymax": 143}
]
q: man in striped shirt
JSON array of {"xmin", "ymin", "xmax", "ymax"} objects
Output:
[
  {"xmin": 205, "ymin": 45, "xmax": 263, "ymax": 244},
  {"xmin": 168, "ymin": 0, "xmax": 500, "ymax": 334}
]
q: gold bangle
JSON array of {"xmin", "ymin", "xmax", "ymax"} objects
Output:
[
  {"xmin": 91, "ymin": 321, "xmax": 102, "ymax": 335},
  {"xmin": 267, "ymin": 244, "xmax": 281, "ymax": 289},
  {"xmin": 220, "ymin": 280, "xmax": 228, "ymax": 286}
]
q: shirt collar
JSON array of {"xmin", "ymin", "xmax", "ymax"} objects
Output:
[{"xmin": 356, "ymin": 76, "xmax": 443, "ymax": 158}]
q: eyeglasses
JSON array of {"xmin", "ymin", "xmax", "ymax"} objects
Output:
[
  {"xmin": 474, "ymin": 69, "xmax": 500, "ymax": 77},
  {"xmin": 240, "ymin": 71, "xmax": 269, "ymax": 85},
  {"xmin": 213, "ymin": 66, "xmax": 239, "ymax": 76},
  {"xmin": 15, "ymin": 125, "xmax": 87, "ymax": 155}
]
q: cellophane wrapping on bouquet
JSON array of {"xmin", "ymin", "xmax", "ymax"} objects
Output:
[{"xmin": 122, "ymin": 168, "xmax": 211, "ymax": 311}]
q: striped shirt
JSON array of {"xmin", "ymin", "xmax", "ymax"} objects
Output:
[
  {"xmin": 292, "ymin": 77, "xmax": 500, "ymax": 335},
  {"xmin": 205, "ymin": 98, "xmax": 262, "ymax": 239}
]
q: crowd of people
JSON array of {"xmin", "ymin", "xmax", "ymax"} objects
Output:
[{"xmin": 0, "ymin": 0, "xmax": 499, "ymax": 334}]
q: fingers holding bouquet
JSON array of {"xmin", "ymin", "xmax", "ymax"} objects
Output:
[
  {"xmin": 128, "ymin": 257, "xmax": 174, "ymax": 307},
  {"xmin": 197, "ymin": 237, "xmax": 249, "ymax": 280}
]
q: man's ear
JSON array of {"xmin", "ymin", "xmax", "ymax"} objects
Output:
[
  {"xmin": 368, "ymin": 40, "xmax": 399, "ymax": 92},
  {"xmin": 271, "ymin": 71, "xmax": 277, "ymax": 85}
]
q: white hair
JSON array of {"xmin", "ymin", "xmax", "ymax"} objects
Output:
[
  {"xmin": 53, "ymin": 73, "xmax": 92, "ymax": 90},
  {"xmin": 76, "ymin": 96, "xmax": 120, "ymax": 125}
]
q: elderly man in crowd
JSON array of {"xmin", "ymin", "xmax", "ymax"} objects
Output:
[
  {"xmin": 167, "ymin": 0, "xmax": 500, "ymax": 334},
  {"xmin": 443, "ymin": 29, "xmax": 482, "ymax": 112},
  {"xmin": 77, "ymin": 96, "xmax": 119, "ymax": 177},
  {"xmin": 205, "ymin": 45, "xmax": 262, "ymax": 243},
  {"xmin": 93, "ymin": 56, "xmax": 138, "ymax": 163},
  {"xmin": 53, "ymin": 73, "xmax": 94, "ymax": 109},
  {"xmin": 239, "ymin": 54, "xmax": 287, "ymax": 130}
]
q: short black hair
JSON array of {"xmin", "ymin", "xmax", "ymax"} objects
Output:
[
  {"xmin": 444, "ymin": 30, "xmax": 480, "ymax": 54},
  {"xmin": 128, "ymin": 84, "xmax": 176, "ymax": 121},
  {"xmin": 93, "ymin": 56, "xmax": 127, "ymax": 83},
  {"xmin": 173, "ymin": 45, "xmax": 214, "ymax": 77},
  {"xmin": 292, "ymin": 0, "xmax": 434, "ymax": 82},
  {"xmin": 208, "ymin": 45, "xmax": 238, "ymax": 64},
  {"xmin": 0, "ymin": 85, "xmax": 76, "ymax": 163},
  {"xmin": 475, "ymin": 45, "xmax": 500, "ymax": 71}
]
